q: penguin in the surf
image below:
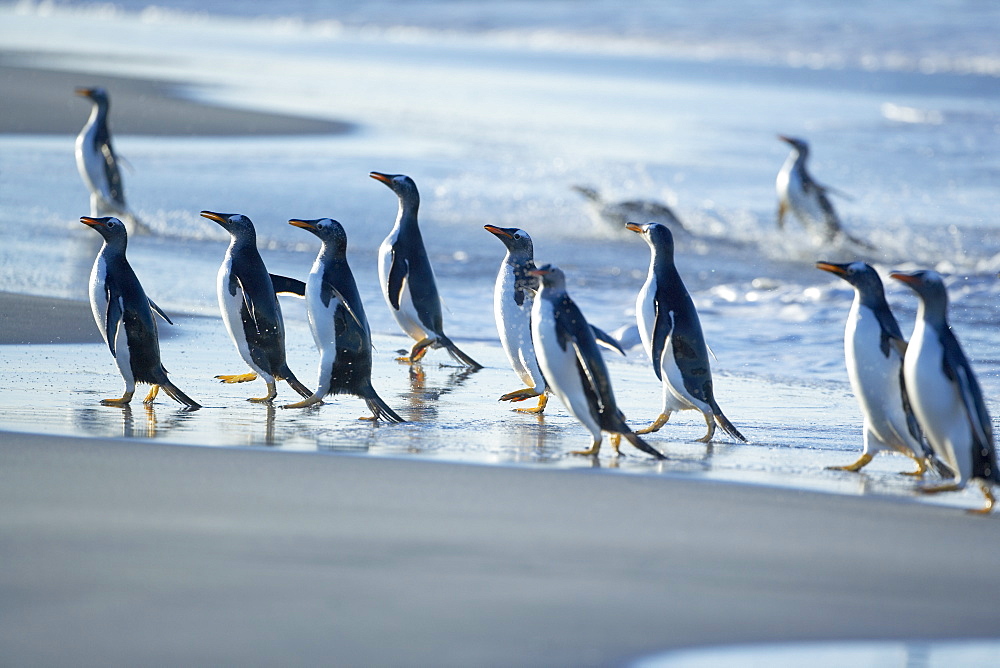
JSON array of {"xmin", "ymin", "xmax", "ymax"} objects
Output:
[
  {"xmin": 370, "ymin": 172, "xmax": 482, "ymax": 369},
  {"xmin": 530, "ymin": 264, "xmax": 665, "ymax": 460},
  {"xmin": 81, "ymin": 215, "xmax": 199, "ymax": 408},
  {"xmin": 627, "ymin": 222, "xmax": 745, "ymax": 443},
  {"xmin": 201, "ymin": 211, "xmax": 312, "ymax": 403},
  {"xmin": 283, "ymin": 217, "xmax": 404, "ymax": 422}
]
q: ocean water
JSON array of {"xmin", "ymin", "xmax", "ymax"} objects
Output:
[{"xmin": 0, "ymin": 1, "xmax": 998, "ymax": 507}]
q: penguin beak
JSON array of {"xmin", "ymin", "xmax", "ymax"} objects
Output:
[
  {"xmin": 625, "ymin": 223, "xmax": 644, "ymax": 234},
  {"xmin": 528, "ymin": 268, "xmax": 549, "ymax": 277},
  {"xmin": 289, "ymin": 219, "xmax": 318, "ymax": 232},
  {"xmin": 74, "ymin": 87, "xmax": 94, "ymax": 98},
  {"xmin": 369, "ymin": 172, "xmax": 392, "ymax": 185},
  {"xmin": 484, "ymin": 225, "xmax": 511, "ymax": 239},
  {"xmin": 815, "ymin": 261, "xmax": 847, "ymax": 277},
  {"xmin": 777, "ymin": 134, "xmax": 794, "ymax": 145},
  {"xmin": 200, "ymin": 211, "xmax": 228, "ymax": 225},
  {"xmin": 80, "ymin": 216, "xmax": 106, "ymax": 228},
  {"xmin": 890, "ymin": 271, "xmax": 919, "ymax": 286}
]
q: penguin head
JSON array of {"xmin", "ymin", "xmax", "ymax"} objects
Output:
[
  {"xmin": 75, "ymin": 86, "xmax": 109, "ymax": 106},
  {"xmin": 890, "ymin": 269, "xmax": 949, "ymax": 312},
  {"xmin": 200, "ymin": 211, "xmax": 256, "ymax": 240},
  {"xmin": 80, "ymin": 216, "xmax": 127, "ymax": 248},
  {"xmin": 370, "ymin": 172, "xmax": 420, "ymax": 204},
  {"xmin": 816, "ymin": 261, "xmax": 886, "ymax": 304},
  {"xmin": 484, "ymin": 225, "xmax": 533, "ymax": 258},
  {"xmin": 626, "ymin": 222, "xmax": 674, "ymax": 259},
  {"xmin": 778, "ymin": 135, "xmax": 809, "ymax": 157},
  {"xmin": 289, "ymin": 218, "xmax": 347, "ymax": 254},
  {"xmin": 529, "ymin": 263, "xmax": 567, "ymax": 292}
]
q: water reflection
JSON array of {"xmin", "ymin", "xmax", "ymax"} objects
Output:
[{"xmin": 403, "ymin": 363, "xmax": 478, "ymax": 423}]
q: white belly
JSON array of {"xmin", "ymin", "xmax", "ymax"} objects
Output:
[
  {"xmin": 89, "ymin": 255, "xmax": 133, "ymax": 387},
  {"xmin": 304, "ymin": 263, "xmax": 336, "ymax": 395},
  {"xmin": 904, "ymin": 322, "xmax": 969, "ymax": 481},
  {"xmin": 784, "ymin": 169, "xmax": 828, "ymax": 227},
  {"xmin": 379, "ymin": 233, "xmax": 430, "ymax": 342},
  {"xmin": 635, "ymin": 273, "xmax": 708, "ymax": 414},
  {"xmin": 217, "ymin": 258, "xmax": 268, "ymax": 379},
  {"xmin": 532, "ymin": 298, "xmax": 600, "ymax": 439},
  {"xmin": 846, "ymin": 302, "xmax": 922, "ymax": 456},
  {"xmin": 494, "ymin": 264, "xmax": 543, "ymax": 389}
]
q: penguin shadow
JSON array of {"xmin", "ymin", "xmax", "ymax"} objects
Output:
[{"xmin": 401, "ymin": 363, "xmax": 478, "ymax": 423}]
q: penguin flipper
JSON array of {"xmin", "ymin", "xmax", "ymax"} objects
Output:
[
  {"xmin": 386, "ymin": 249, "xmax": 409, "ymax": 311},
  {"xmin": 590, "ymin": 325, "xmax": 627, "ymax": 356},
  {"xmin": 270, "ymin": 274, "xmax": 306, "ymax": 297},
  {"xmin": 98, "ymin": 135, "xmax": 126, "ymax": 207},
  {"xmin": 942, "ymin": 332, "xmax": 997, "ymax": 480},
  {"xmin": 147, "ymin": 298, "xmax": 174, "ymax": 325},
  {"xmin": 104, "ymin": 288, "xmax": 124, "ymax": 358},
  {"xmin": 650, "ymin": 300, "xmax": 673, "ymax": 381},
  {"xmin": 321, "ymin": 279, "xmax": 366, "ymax": 333}
]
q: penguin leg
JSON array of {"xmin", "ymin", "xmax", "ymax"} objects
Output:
[
  {"xmin": 249, "ymin": 380, "xmax": 278, "ymax": 403},
  {"xmin": 398, "ymin": 338, "xmax": 434, "ymax": 363},
  {"xmin": 143, "ymin": 385, "xmax": 160, "ymax": 404},
  {"xmin": 101, "ymin": 390, "xmax": 135, "ymax": 406},
  {"xmin": 500, "ymin": 387, "xmax": 541, "ymax": 402},
  {"xmin": 919, "ymin": 481, "xmax": 963, "ymax": 495},
  {"xmin": 635, "ymin": 412, "xmax": 670, "ymax": 435},
  {"xmin": 777, "ymin": 201, "xmax": 788, "ymax": 229},
  {"xmin": 969, "ymin": 480, "xmax": 996, "ymax": 515},
  {"xmin": 216, "ymin": 372, "xmax": 259, "ymax": 384},
  {"xmin": 900, "ymin": 454, "xmax": 928, "ymax": 477},
  {"xmin": 610, "ymin": 433, "xmax": 622, "ymax": 456},
  {"xmin": 826, "ymin": 452, "xmax": 874, "ymax": 472},
  {"xmin": 696, "ymin": 411, "xmax": 717, "ymax": 443},
  {"xmin": 571, "ymin": 437, "xmax": 602, "ymax": 457},
  {"xmin": 282, "ymin": 394, "xmax": 323, "ymax": 409},
  {"xmin": 515, "ymin": 393, "xmax": 548, "ymax": 414}
]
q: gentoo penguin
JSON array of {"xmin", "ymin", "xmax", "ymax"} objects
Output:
[
  {"xmin": 891, "ymin": 270, "xmax": 998, "ymax": 513},
  {"xmin": 282, "ymin": 218, "xmax": 404, "ymax": 422},
  {"xmin": 484, "ymin": 224, "xmax": 549, "ymax": 413},
  {"xmin": 627, "ymin": 222, "xmax": 745, "ymax": 443},
  {"xmin": 776, "ymin": 135, "xmax": 871, "ymax": 249},
  {"xmin": 572, "ymin": 185, "xmax": 686, "ymax": 235},
  {"xmin": 74, "ymin": 87, "xmax": 149, "ymax": 235},
  {"xmin": 817, "ymin": 261, "xmax": 938, "ymax": 475},
  {"xmin": 370, "ymin": 171, "xmax": 482, "ymax": 369},
  {"xmin": 81, "ymin": 216, "xmax": 199, "ymax": 409},
  {"xmin": 530, "ymin": 264, "xmax": 665, "ymax": 460},
  {"xmin": 200, "ymin": 211, "xmax": 313, "ymax": 403}
]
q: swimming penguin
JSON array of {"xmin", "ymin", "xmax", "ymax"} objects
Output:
[
  {"xmin": 81, "ymin": 216, "xmax": 200, "ymax": 409},
  {"xmin": 484, "ymin": 224, "xmax": 549, "ymax": 413},
  {"xmin": 627, "ymin": 222, "xmax": 745, "ymax": 443},
  {"xmin": 530, "ymin": 264, "xmax": 665, "ymax": 459},
  {"xmin": 817, "ymin": 261, "xmax": 939, "ymax": 475},
  {"xmin": 776, "ymin": 135, "xmax": 871, "ymax": 249},
  {"xmin": 370, "ymin": 172, "xmax": 482, "ymax": 369},
  {"xmin": 572, "ymin": 185, "xmax": 687, "ymax": 235},
  {"xmin": 75, "ymin": 87, "xmax": 150, "ymax": 235},
  {"xmin": 282, "ymin": 218, "xmax": 404, "ymax": 422},
  {"xmin": 891, "ymin": 270, "xmax": 998, "ymax": 513},
  {"xmin": 200, "ymin": 211, "xmax": 313, "ymax": 403}
]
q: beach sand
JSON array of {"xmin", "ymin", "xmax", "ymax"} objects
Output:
[{"xmin": 2, "ymin": 58, "xmax": 1000, "ymax": 666}]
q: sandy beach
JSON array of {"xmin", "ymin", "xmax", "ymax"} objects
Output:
[{"xmin": 3, "ymin": 8, "xmax": 1000, "ymax": 663}]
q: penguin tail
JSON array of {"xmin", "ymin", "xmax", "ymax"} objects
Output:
[
  {"xmin": 621, "ymin": 431, "xmax": 667, "ymax": 460},
  {"xmin": 361, "ymin": 385, "xmax": 406, "ymax": 424},
  {"xmin": 159, "ymin": 379, "xmax": 201, "ymax": 410},
  {"xmin": 713, "ymin": 407, "xmax": 747, "ymax": 442},
  {"xmin": 437, "ymin": 334, "xmax": 483, "ymax": 370},
  {"xmin": 281, "ymin": 368, "xmax": 314, "ymax": 399}
]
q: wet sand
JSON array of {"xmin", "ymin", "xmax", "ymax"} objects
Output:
[{"xmin": 2, "ymin": 426, "xmax": 999, "ymax": 667}]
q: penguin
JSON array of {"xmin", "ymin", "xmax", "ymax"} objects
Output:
[
  {"xmin": 370, "ymin": 172, "xmax": 482, "ymax": 369},
  {"xmin": 484, "ymin": 224, "xmax": 549, "ymax": 413},
  {"xmin": 282, "ymin": 218, "xmax": 404, "ymax": 423},
  {"xmin": 572, "ymin": 185, "xmax": 686, "ymax": 235},
  {"xmin": 200, "ymin": 211, "xmax": 313, "ymax": 403},
  {"xmin": 891, "ymin": 270, "xmax": 998, "ymax": 513},
  {"xmin": 530, "ymin": 264, "xmax": 665, "ymax": 460},
  {"xmin": 81, "ymin": 216, "xmax": 200, "ymax": 409},
  {"xmin": 626, "ymin": 222, "xmax": 745, "ymax": 443},
  {"xmin": 75, "ymin": 87, "xmax": 150, "ymax": 235},
  {"xmin": 776, "ymin": 135, "xmax": 871, "ymax": 249},
  {"xmin": 816, "ymin": 261, "xmax": 940, "ymax": 475}
]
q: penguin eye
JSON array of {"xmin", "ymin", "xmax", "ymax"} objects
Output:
[
  {"xmin": 513, "ymin": 233, "xmax": 521, "ymax": 240},
  {"xmin": 106, "ymin": 220, "xmax": 116, "ymax": 228}
]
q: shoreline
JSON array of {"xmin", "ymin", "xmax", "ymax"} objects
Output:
[
  {"xmin": 2, "ymin": 429, "xmax": 999, "ymax": 666},
  {"xmin": 0, "ymin": 56, "xmax": 354, "ymax": 136}
]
